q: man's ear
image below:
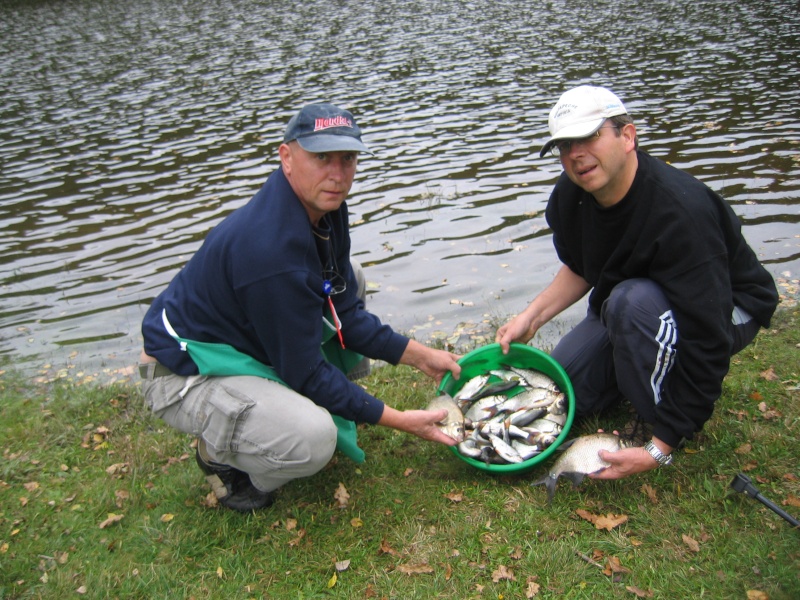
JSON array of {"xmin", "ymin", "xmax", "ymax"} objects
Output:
[{"xmin": 278, "ymin": 142, "xmax": 292, "ymax": 175}]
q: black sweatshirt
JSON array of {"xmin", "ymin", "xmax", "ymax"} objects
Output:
[{"xmin": 546, "ymin": 151, "xmax": 779, "ymax": 446}]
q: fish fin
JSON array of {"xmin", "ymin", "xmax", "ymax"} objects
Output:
[
  {"xmin": 531, "ymin": 475, "xmax": 558, "ymax": 505},
  {"xmin": 561, "ymin": 471, "xmax": 587, "ymax": 488},
  {"xmin": 554, "ymin": 437, "xmax": 578, "ymax": 452}
]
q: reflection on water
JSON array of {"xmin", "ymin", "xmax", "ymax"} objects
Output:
[{"xmin": 1, "ymin": 0, "xmax": 798, "ymax": 383}]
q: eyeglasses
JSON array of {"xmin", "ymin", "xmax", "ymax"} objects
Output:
[{"xmin": 550, "ymin": 125, "xmax": 620, "ymax": 157}]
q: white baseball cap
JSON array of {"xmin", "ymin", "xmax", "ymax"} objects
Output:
[{"xmin": 540, "ymin": 86, "xmax": 628, "ymax": 157}]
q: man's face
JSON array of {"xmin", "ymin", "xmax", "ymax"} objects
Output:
[
  {"xmin": 279, "ymin": 142, "xmax": 358, "ymax": 225},
  {"xmin": 558, "ymin": 122, "xmax": 637, "ymax": 206}
]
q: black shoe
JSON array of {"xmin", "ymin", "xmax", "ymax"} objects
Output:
[{"xmin": 195, "ymin": 440, "xmax": 274, "ymax": 512}]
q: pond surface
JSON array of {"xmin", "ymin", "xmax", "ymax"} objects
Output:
[{"xmin": 1, "ymin": 0, "xmax": 798, "ymax": 384}]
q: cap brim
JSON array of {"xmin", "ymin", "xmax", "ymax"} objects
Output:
[
  {"xmin": 539, "ymin": 118, "xmax": 605, "ymax": 158},
  {"xmin": 296, "ymin": 134, "xmax": 372, "ymax": 155}
]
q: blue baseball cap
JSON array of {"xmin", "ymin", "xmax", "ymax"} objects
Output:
[{"xmin": 283, "ymin": 103, "xmax": 372, "ymax": 154}]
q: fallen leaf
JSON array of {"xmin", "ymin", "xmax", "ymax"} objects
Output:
[
  {"xmin": 335, "ymin": 559, "xmax": 350, "ymax": 572},
  {"xmin": 403, "ymin": 468, "xmax": 413, "ymax": 477},
  {"xmin": 626, "ymin": 584, "xmax": 654, "ymax": 597},
  {"xmin": 747, "ymin": 591, "xmax": 769, "ymax": 600},
  {"xmin": 576, "ymin": 510, "xmax": 628, "ymax": 531},
  {"xmin": 397, "ymin": 563, "xmax": 434, "ymax": 575},
  {"xmin": 602, "ymin": 555, "xmax": 631, "ymax": 576},
  {"xmin": 114, "ymin": 490, "xmax": 129, "ymax": 508},
  {"xmin": 445, "ymin": 492, "xmax": 463, "ymax": 502},
  {"xmin": 783, "ymin": 495, "xmax": 800, "ymax": 508},
  {"xmin": 492, "ymin": 564, "xmax": 516, "ymax": 582},
  {"xmin": 682, "ymin": 534, "xmax": 700, "ymax": 553},
  {"xmin": 288, "ymin": 529, "xmax": 306, "ymax": 547},
  {"xmin": 285, "ymin": 518, "xmax": 297, "ymax": 531},
  {"xmin": 216, "ymin": 566, "xmax": 224, "ymax": 579},
  {"xmin": 525, "ymin": 576, "xmax": 541, "ymax": 598},
  {"xmin": 327, "ymin": 572, "xmax": 337, "ymax": 588},
  {"xmin": 334, "ymin": 483, "xmax": 350, "ymax": 508},
  {"xmin": 23, "ymin": 482, "xmax": 40, "ymax": 492},
  {"xmin": 350, "ymin": 517, "xmax": 363, "ymax": 528},
  {"xmin": 379, "ymin": 538, "xmax": 401, "ymax": 556},
  {"xmin": 76, "ymin": 586, "xmax": 87, "ymax": 594},
  {"xmin": 734, "ymin": 444, "xmax": 752, "ymax": 455},
  {"xmin": 160, "ymin": 513, "xmax": 174, "ymax": 523},
  {"xmin": 105, "ymin": 463, "xmax": 129, "ymax": 476},
  {"xmin": 641, "ymin": 484, "xmax": 658, "ymax": 504},
  {"xmin": 98, "ymin": 513, "xmax": 124, "ymax": 529},
  {"xmin": 759, "ymin": 367, "xmax": 778, "ymax": 381}
]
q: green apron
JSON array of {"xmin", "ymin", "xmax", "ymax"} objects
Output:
[{"xmin": 161, "ymin": 308, "xmax": 366, "ymax": 463}]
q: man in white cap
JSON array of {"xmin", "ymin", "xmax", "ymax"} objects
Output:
[
  {"xmin": 139, "ymin": 103, "xmax": 462, "ymax": 511},
  {"xmin": 496, "ymin": 86, "xmax": 778, "ymax": 480}
]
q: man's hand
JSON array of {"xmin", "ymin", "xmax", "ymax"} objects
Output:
[
  {"xmin": 399, "ymin": 339, "xmax": 461, "ymax": 385},
  {"xmin": 589, "ymin": 436, "xmax": 673, "ymax": 480},
  {"xmin": 588, "ymin": 446, "xmax": 660, "ymax": 480},
  {"xmin": 378, "ymin": 406, "xmax": 459, "ymax": 446}
]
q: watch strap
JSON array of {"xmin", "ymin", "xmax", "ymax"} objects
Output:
[{"xmin": 644, "ymin": 441, "xmax": 673, "ymax": 466}]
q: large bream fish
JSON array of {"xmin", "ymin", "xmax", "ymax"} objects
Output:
[
  {"xmin": 533, "ymin": 433, "xmax": 631, "ymax": 503},
  {"xmin": 426, "ymin": 393, "xmax": 466, "ymax": 443}
]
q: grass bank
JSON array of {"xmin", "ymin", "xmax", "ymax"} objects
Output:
[{"xmin": 1, "ymin": 309, "xmax": 798, "ymax": 599}]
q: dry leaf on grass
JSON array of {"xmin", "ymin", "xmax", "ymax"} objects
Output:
[
  {"xmin": 287, "ymin": 529, "xmax": 306, "ymax": 547},
  {"xmin": 334, "ymin": 483, "xmax": 350, "ymax": 508},
  {"xmin": 759, "ymin": 367, "xmax": 778, "ymax": 381},
  {"xmin": 576, "ymin": 509, "xmax": 628, "ymax": 531},
  {"xmin": 525, "ymin": 576, "xmax": 541, "ymax": 598},
  {"xmin": 491, "ymin": 564, "xmax": 516, "ymax": 582},
  {"xmin": 640, "ymin": 484, "xmax": 658, "ymax": 504},
  {"xmin": 626, "ymin": 584, "xmax": 654, "ymax": 598},
  {"xmin": 444, "ymin": 491, "xmax": 463, "ymax": 502},
  {"xmin": 682, "ymin": 534, "xmax": 700, "ymax": 553},
  {"xmin": 379, "ymin": 538, "xmax": 401, "ymax": 556},
  {"xmin": 335, "ymin": 559, "xmax": 350, "ymax": 572},
  {"xmin": 98, "ymin": 513, "xmax": 124, "ymax": 529},
  {"xmin": 783, "ymin": 495, "xmax": 800, "ymax": 508},
  {"xmin": 602, "ymin": 555, "xmax": 630, "ymax": 576},
  {"xmin": 397, "ymin": 563, "xmax": 434, "ymax": 575}
]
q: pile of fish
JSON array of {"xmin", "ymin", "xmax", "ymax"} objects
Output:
[{"xmin": 429, "ymin": 365, "xmax": 568, "ymax": 466}]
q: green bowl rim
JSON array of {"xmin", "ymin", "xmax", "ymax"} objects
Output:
[{"xmin": 438, "ymin": 342, "xmax": 575, "ymax": 474}]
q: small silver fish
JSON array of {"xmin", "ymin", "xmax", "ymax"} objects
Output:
[
  {"xmin": 464, "ymin": 395, "xmax": 505, "ymax": 422},
  {"xmin": 454, "ymin": 374, "xmax": 489, "ymax": 402},
  {"xmin": 533, "ymin": 433, "xmax": 631, "ymax": 504},
  {"xmin": 503, "ymin": 365, "xmax": 560, "ymax": 392},
  {"xmin": 426, "ymin": 393, "xmax": 466, "ymax": 442}
]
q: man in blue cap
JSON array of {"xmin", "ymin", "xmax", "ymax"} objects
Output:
[
  {"xmin": 139, "ymin": 103, "xmax": 461, "ymax": 511},
  {"xmin": 497, "ymin": 86, "xmax": 778, "ymax": 481}
]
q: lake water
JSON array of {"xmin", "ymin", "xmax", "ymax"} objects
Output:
[{"xmin": 1, "ymin": 0, "xmax": 798, "ymax": 384}]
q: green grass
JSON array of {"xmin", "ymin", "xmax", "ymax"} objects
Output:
[{"xmin": 1, "ymin": 309, "xmax": 798, "ymax": 599}]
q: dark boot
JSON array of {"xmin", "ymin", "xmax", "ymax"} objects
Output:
[{"xmin": 195, "ymin": 439, "xmax": 274, "ymax": 512}]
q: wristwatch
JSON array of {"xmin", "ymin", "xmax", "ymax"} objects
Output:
[{"xmin": 644, "ymin": 441, "xmax": 673, "ymax": 466}]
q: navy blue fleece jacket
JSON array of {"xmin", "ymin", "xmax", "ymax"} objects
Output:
[{"xmin": 141, "ymin": 167, "xmax": 409, "ymax": 424}]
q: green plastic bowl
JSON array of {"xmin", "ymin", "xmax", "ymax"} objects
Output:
[{"xmin": 437, "ymin": 343, "xmax": 575, "ymax": 474}]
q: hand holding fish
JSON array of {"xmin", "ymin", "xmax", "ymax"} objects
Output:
[
  {"xmin": 378, "ymin": 405, "xmax": 461, "ymax": 446},
  {"xmin": 589, "ymin": 437, "xmax": 674, "ymax": 480}
]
